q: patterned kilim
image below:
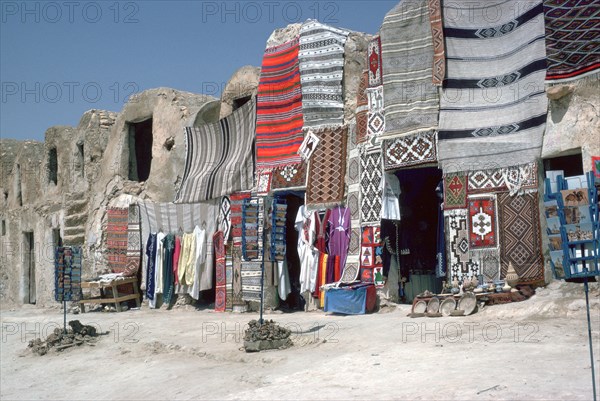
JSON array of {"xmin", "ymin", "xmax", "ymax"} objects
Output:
[
  {"xmin": 382, "ymin": 130, "xmax": 438, "ymax": 170},
  {"xmin": 443, "ymin": 173, "xmax": 468, "ymax": 210},
  {"xmin": 381, "ymin": 0, "xmax": 439, "ymax": 138},
  {"xmin": 480, "ymin": 252, "xmax": 501, "ymax": 282},
  {"xmin": 498, "ymin": 192, "xmax": 544, "ymax": 282},
  {"xmin": 339, "ymin": 261, "xmax": 360, "ymax": 283},
  {"xmin": 468, "ymin": 196, "xmax": 497, "ymax": 249},
  {"xmin": 271, "ymin": 163, "xmax": 307, "ymax": 190},
  {"xmin": 367, "ymin": 87, "xmax": 385, "ymax": 138},
  {"xmin": 438, "ymin": 1, "xmax": 547, "ymax": 173},
  {"xmin": 368, "ymin": 36, "xmax": 383, "ymax": 87},
  {"xmin": 256, "ymin": 38, "xmax": 304, "ymax": 170},
  {"xmin": 176, "ymin": 99, "xmax": 255, "ymax": 202},
  {"xmin": 360, "ymin": 226, "xmax": 383, "ymax": 284},
  {"xmin": 502, "ymin": 162, "xmax": 539, "ymax": 195},
  {"xmin": 299, "ymin": 20, "xmax": 349, "ymax": 127},
  {"xmin": 232, "ymin": 246, "xmax": 244, "ymax": 305},
  {"xmin": 241, "ymin": 261, "xmax": 263, "ymax": 302},
  {"xmin": 106, "ymin": 208, "xmax": 129, "ymax": 274},
  {"xmin": 306, "ymin": 126, "xmax": 348, "ymax": 208},
  {"xmin": 356, "ymin": 71, "xmax": 369, "ymax": 144},
  {"xmin": 428, "ymin": 0, "xmax": 446, "ymax": 85},
  {"xmin": 445, "ymin": 209, "xmax": 480, "ymax": 282},
  {"xmin": 360, "ymin": 148, "xmax": 383, "ymax": 224},
  {"xmin": 230, "ymin": 192, "xmax": 252, "ymax": 247},
  {"xmin": 214, "ymin": 231, "xmax": 226, "ymax": 312},
  {"xmin": 468, "ymin": 169, "xmax": 507, "ymax": 193},
  {"xmin": 225, "ymin": 242, "xmax": 233, "ymax": 311},
  {"xmin": 55, "ymin": 246, "xmax": 82, "ymax": 302},
  {"xmin": 544, "ymin": 1, "xmax": 600, "ymax": 82},
  {"xmin": 126, "ymin": 204, "xmax": 141, "ymax": 277}
]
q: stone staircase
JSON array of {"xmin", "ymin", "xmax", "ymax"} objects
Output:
[{"xmin": 62, "ymin": 192, "xmax": 89, "ymax": 246}]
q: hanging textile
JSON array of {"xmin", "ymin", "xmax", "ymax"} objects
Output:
[
  {"xmin": 139, "ymin": 200, "xmax": 218, "ymax": 293},
  {"xmin": 214, "ymin": 231, "xmax": 226, "ymax": 312},
  {"xmin": 355, "ymin": 71, "xmax": 369, "ymax": 144},
  {"xmin": 106, "ymin": 207, "xmax": 129, "ymax": 275},
  {"xmin": 368, "ymin": 35, "xmax": 383, "ymax": 88},
  {"xmin": 360, "ymin": 225, "xmax": 384, "ymax": 287},
  {"xmin": 445, "ymin": 209, "xmax": 480, "ymax": 282},
  {"xmin": 435, "ymin": 181, "xmax": 446, "ymax": 278},
  {"xmin": 328, "ymin": 206, "xmax": 351, "ymax": 273},
  {"xmin": 145, "ymin": 233, "xmax": 157, "ymax": 303},
  {"xmin": 437, "ymin": 0, "xmax": 547, "ymax": 173},
  {"xmin": 380, "ymin": 0, "xmax": 439, "ymax": 138},
  {"xmin": 498, "ymin": 191, "xmax": 544, "ymax": 283},
  {"xmin": 162, "ymin": 234, "xmax": 175, "ymax": 305},
  {"xmin": 176, "ymin": 98, "xmax": 255, "ymax": 203},
  {"xmin": 256, "ymin": 37, "xmax": 304, "ymax": 170},
  {"xmin": 298, "ymin": 19, "xmax": 349, "ymax": 127},
  {"xmin": 382, "ymin": 130, "xmax": 438, "ymax": 171},
  {"xmin": 126, "ymin": 204, "xmax": 142, "ymax": 277},
  {"xmin": 305, "ymin": 126, "xmax": 348, "ymax": 208},
  {"xmin": 241, "ymin": 261, "xmax": 263, "ymax": 302},
  {"xmin": 359, "ymin": 147, "xmax": 383, "ymax": 225},
  {"xmin": 544, "ymin": 1, "xmax": 600, "ymax": 82},
  {"xmin": 467, "ymin": 196, "xmax": 498, "ymax": 250},
  {"xmin": 443, "ymin": 173, "xmax": 468, "ymax": 210},
  {"xmin": 218, "ymin": 196, "xmax": 232, "ymax": 241},
  {"xmin": 427, "ymin": 0, "xmax": 446, "ymax": 85}
]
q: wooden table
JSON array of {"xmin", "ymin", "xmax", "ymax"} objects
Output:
[{"xmin": 79, "ymin": 276, "xmax": 141, "ymax": 312}]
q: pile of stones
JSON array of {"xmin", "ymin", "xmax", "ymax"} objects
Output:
[
  {"xmin": 28, "ymin": 320, "xmax": 102, "ymax": 356},
  {"xmin": 243, "ymin": 319, "xmax": 293, "ymax": 352}
]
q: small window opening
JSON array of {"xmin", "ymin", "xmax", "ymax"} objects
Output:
[
  {"xmin": 77, "ymin": 143, "xmax": 84, "ymax": 178},
  {"xmin": 2, "ymin": 220, "xmax": 6, "ymax": 236},
  {"xmin": 48, "ymin": 148, "xmax": 58, "ymax": 185},
  {"xmin": 543, "ymin": 153, "xmax": 583, "ymax": 178},
  {"xmin": 232, "ymin": 95, "xmax": 252, "ymax": 111},
  {"xmin": 52, "ymin": 228, "xmax": 62, "ymax": 247},
  {"xmin": 16, "ymin": 164, "xmax": 22, "ymax": 207}
]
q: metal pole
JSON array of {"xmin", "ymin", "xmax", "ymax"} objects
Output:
[
  {"xmin": 259, "ymin": 198, "xmax": 266, "ymax": 325},
  {"xmin": 63, "ymin": 300, "xmax": 67, "ymax": 334},
  {"xmin": 584, "ymin": 277, "xmax": 597, "ymax": 401}
]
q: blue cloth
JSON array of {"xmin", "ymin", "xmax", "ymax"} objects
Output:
[
  {"xmin": 324, "ymin": 285, "xmax": 371, "ymax": 315},
  {"xmin": 145, "ymin": 233, "xmax": 157, "ymax": 300}
]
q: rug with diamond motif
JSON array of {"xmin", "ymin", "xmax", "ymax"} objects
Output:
[
  {"xmin": 271, "ymin": 163, "xmax": 307, "ymax": 190},
  {"xmin": 360, "ymin": 148, "xmax": 383, "ymax": 225},
  {"xmin": 382, "ymin": 130, "xmax": 437, "ymax": 170},
  {"xmin": 305, "ymin": 126, "xmax": 348, "ymax": 208},
  {"xmin": 443, "ymin": 173, "xmax": 468, "ymax": 210},
  {"xmin": 445, "ymin": 209, "xmax": 480, "ymax": 282}
]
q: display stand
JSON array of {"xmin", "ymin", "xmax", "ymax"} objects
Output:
[{"xmin": 545, "ymin": 171, "xmax": 599, "ymax": 401}]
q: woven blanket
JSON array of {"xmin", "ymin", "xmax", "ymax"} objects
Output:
[
  {"xmin": 544, "ymin": 1, "xmax": 600, "ymax": 82},
  {"xmin": 498, "ymin": 192, "xmax": 544, "ymax": 282},
  {"xmin": 380, "ymin": 0, "xmax": 439, "ymax": 138},
  {"xmin": 217, "ymin": 196, "xmax": 231, "ymax": 241},
  {"xmin": 271, "ymin": 163, "xmax": 307, "ymax": 190},
  {"xmin": 299, "ymin": 20, "xmax": 349, "ymax": 127},
  {"xmin": 241, "ymin": 261, "xmax": 263, "ymax": 302},
  {"xmin": 229, "ymin": 192, "xmax": 252, "ymax": 247},
  {"xmin": 360, "ymin": 148, "xmax": 383, "ymax": 224},
  {"xmin": 368, "ymin": 36, "xmax": 383, "ymax": 87},
  {"xmin": 468, "ymin": 196, "xmax": 497, "ymax": 249},
  {"xmin": 106, "ymin": 208, "xmax": 129, "ymax": 274},
  {"xmin": 256, "ymin": 38, "xmax": 304, "ymax": 170},
  {"xmin": 176, "ymin": 99, "xmax": 255, "ymax": 202},
  {"xmin": 480, "ymin": 251, "xmax": 501, "ymax": 282},
  {"xmin": 382, "ymin": 130, "xmax": 438, "ymax": 170},
  {"xmin": 126, "ymin": 204, "xmax": 142, "ymax": 277},
  {"xmin": 55, "ymin": 246, "xmax": 82, "ymax": 302},
  {"xmin": 360, "ymin": 226, "xmax": 383, "ymax": 284},
  {"xmin": 367, "ymin": 87, "xmax": 385, "ymax": 137},
  {"xmin": 468, "ymin": 162, "xmax": 538, "ymax": 194},
  {"xmin": 443, "ymin": 173, "xmax": 468, "ymax": 210},
  {"xmin": 438, "ymin": 0, "xmax": 547, "ymax": 173},
  {"xmin": 306, "ymin": 126, "xmax": 348, "ymax": 208},
  {"xmin": 214, "ymin": 231, "xmax": 226, "ymax": 312},
  {"xmin": 139, "ymin": 200, "xmax": 218, "ymax": 291},
  {"xmin": 428, "ymin": 0, "xmax": 446, "ymax": 85},
  {"xmin": 444, "ymin": 209, "xmax": 480, "ymax": 282},
  {"xmin": 232, "ymin": 246, "xmax": 244, "ymax": 305},
  {"xmin": 356, "ymin": 71, "xmax": 369, "ymax": 144}
]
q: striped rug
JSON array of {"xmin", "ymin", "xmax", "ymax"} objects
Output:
[
  {"xmin": 380, "ymin": 0, "xmax": 439, "ymax": 138},
  {"xmin": 299, "ymin": 20, "xmax": 349, "ymax": 128},
  {"xmin": 256, "ymin": 37, "xmax": 304, "ymax": 170},
  {"xmin": 176, "ymin": 99, "xmax": 255, "ymax": 202},
  {"xmin": 438, "ymin": 0, "xmax": 547, "ymax": 173},
  {"xmin": 106, "ymin": 207, "xmax": 129, "ymax": 274}
]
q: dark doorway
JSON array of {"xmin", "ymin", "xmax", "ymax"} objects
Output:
[
  {"xmin": 279, "ymin": 193, "xmax": 305, "ymax": 311},
  {"xmin": 23, "ymin": 231, "xmax": 35, "ymax": 304},
  {"xmin": 128, "ymin": 119, "xmax": 153, "ymax": 182},
  {"xmin": 543, "ymin": 152, "xmax": 583, "ymax": 178},
  {"xmin": 232, "ymin": 95, "xmax": 252, "ymax": 111},
  {"xmin": 396, "ymin": 167, "xmax": 443, "ymax": 301}
]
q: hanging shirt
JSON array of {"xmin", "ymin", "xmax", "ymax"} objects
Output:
[
  {"xmin": 381, "ymin": 172, "xmax": 401, "ymax": 221},
  {"xmin": 295, "ymin": 206, "xmax": 319, "ymax": 293},
  {"xmin": 162, "ymin": 234, "xmax": 176, "ymax": 305},
  {"xmin": 173, "ymin": 236, "xmax": 181, "ymax": 285},
  {"xmin": 190, "ymin": 225, "xmax": 206, "ymax": 300},
  {"xmin": 154, "ymin": 232, "xmax": 166, "ymax": 297},
  {"xmin": 145, "ymin": 233, "xmax": 157, "ymax": 307},
  {"xmin": 328, "ymin": 206, "xmax": 351, "ymax": 272}
]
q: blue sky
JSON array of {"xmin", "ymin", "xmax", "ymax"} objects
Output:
[{"xmin": 1, "ymin": 0, "xmax": 397, "ymax": 141}]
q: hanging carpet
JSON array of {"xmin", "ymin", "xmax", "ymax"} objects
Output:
[
  {"xmin": 106, "ymin": 207, "xmax": 129, "ymax": 275},
  {"xmin": 359, "ymin": 148, "xmax": 383, "ymax": 225},
  {"xmin": 467, "ymin": 196, "xmax": 497, "ymax": 249},
  {"xmin": 382, "ymin": 130, "xmax": 438, "ymax": 170},
  {"xmin": 445, "ymin": 209, "xmax": 480, "ymax": 283},
  {"xmin": 241, "ymin": 261, "xmax": 263, "ymax": 302}
]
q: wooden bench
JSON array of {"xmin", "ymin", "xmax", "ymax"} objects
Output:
[{"xmin": 79, "ymin": 276, "xmax": 141, "ymax": 313}]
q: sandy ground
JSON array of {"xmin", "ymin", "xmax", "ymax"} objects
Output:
[{"xmin": 1, "ymin": 281, "xmax": 599, "ymax": 401}]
